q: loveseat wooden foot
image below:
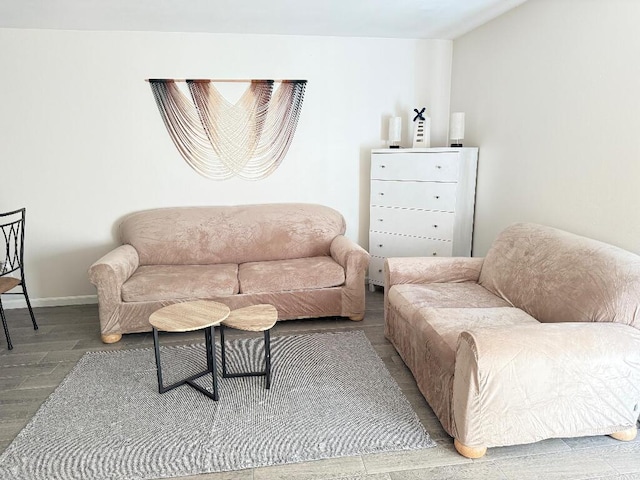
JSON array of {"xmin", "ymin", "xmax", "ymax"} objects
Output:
[
  {"xmin": 348, "ymin": 314, "xmax": 364, "ymax": 321},
  {"xmin": 454, "ymin": 439, "xmax": 487, "ymax": 459},
  {"xmin": 610, "ymin": 427, "xmax": 637, "ymax": 441},
  {"xmin": 101, "ymin": 333, "xmax": 122, "ymax": 344}
]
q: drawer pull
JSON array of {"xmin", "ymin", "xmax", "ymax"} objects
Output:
[
  {"xmin": 378, "ymin": 218, "xmax": 384, "ymax": 222},
  {"xmin": 380, "ymin": 165, "xmax": 386, "ymax": 169},
  {"xmin": 378, "ymin": 269, "xmax": 383, "ymax": 273},
  {"xmin": 432, "ymin": 252, "xmax": 437, "ymax": 256},
  {"xmin": 434, "ymin": 195, "xmax": 440, "ymax": 199},
  {"xmin": 378, "ymin": 192, "xmax": 385, "ymax": 196},
  {"xmin": 433, "ymin": 224, "xmax": 438, "ymax": 228},
  {"xmin": 378, "ymin": 244, "xmax": 383, "ymax": 247},
  {"xmin": 436, "ymin": 165, "xmax": 442, "ymax": 169}
]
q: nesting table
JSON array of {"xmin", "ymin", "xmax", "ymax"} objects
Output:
[
  {"xmin": 220, "ymin": 304, "xmax": 278, "ymax": 389},
  {"xmin": 149, "ymin": 300, "xmax": 230, "ymax": 401},
  {"xmin": 149, "ymin": 301, "xmax": 277, "ymax": 400}
]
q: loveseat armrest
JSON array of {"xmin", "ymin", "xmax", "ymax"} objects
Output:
[
  {"xmin": 88, "ymin": 245, "xmax": 139, "ymax": 341},
  {"xmin": 330, "ymin": 235, "xmax": 371, "ymax": 320},
  {"xmin": 385, "ymin": 257, "xmax": 484, "ymax": 287},
  {"xmin": 453, "ymin": 322, "xmax": 640, "ymax": 450}
]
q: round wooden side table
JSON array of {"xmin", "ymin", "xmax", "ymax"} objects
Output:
[
  {"xmin": 219, "ymin": 304, "xmax": 278, "ymax": 389},
  {"xmin": 149, "ymin": 300, "xmax": 230, "ymax": 401}
]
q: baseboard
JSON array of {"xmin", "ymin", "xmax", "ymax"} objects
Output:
[{"xmin": 2, "ymin": 295, "xmax": 98, "ymax": 310}]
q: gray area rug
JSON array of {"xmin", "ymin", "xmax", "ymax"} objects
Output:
[{"xmin": 0, "ymin": 331, "xmax": 434, "ymax": 479}]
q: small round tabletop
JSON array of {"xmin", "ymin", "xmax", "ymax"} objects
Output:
[
  {"xmin": 222, "ymin": 304, "xmax": 278, "ymax": 332},
  {"xmin": 149, "ymin": 300, "xmax": 230, "ymax": 332}
]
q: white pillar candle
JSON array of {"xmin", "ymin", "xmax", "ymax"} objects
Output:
[
  {"xmin": 449, "ymin": 112, "xmax": 465, "ymax": 141},
  {"xmin": 388, "ymin": 116, "xmax": 402, "ymax": 143}
]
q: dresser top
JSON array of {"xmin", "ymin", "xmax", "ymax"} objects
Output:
[{"xmin": 372, "ymin": 147, "xmax": 477, "ymax": 154}]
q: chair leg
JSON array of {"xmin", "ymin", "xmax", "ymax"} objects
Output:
[
  {"xmin": 21, "ymin": 283, "xmax": 38, "ymax": 331},
  {"xmin": 0, "ymin": 298, "xmax": 13, "ymax": 350}
]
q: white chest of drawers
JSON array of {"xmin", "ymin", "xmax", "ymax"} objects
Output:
[{"xmin": 368, "ymin": 147, "xmax": 478, "ymax": 290}]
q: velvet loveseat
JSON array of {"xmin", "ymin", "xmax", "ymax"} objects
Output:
[
  {"xmin": 385, "ymin": 222, "xmax": 640, "ymax": 458},
  {"xmin": 89, "ymin": 203, "xmax": 370, "ymax": 343}
]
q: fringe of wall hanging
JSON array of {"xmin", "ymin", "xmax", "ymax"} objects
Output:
[{"xmin": 148, "ymin": 79, "xmax": 307, "ymax": 180}]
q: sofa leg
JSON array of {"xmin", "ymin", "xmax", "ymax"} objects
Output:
[
  {"xmin": 348, "ymin": 314, "xmax": 364, "ymax": 321},
  {"xmin": 610, "ymin": 427, "xmax": 637, "ymax": 442},
  {"xmin": 101, "ymin": 333, "xmax": 122, "ymax": 344},
  {"xmin": 454, "ymin": 439, "xmax": 487, "ymax": 459}
]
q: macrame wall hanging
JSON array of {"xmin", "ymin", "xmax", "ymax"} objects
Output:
[{"xmin": 148, "ymin": 79, "xmax": 307, "ymax": 180}]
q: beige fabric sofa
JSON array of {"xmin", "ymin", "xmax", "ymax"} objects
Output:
[
  {"xmin": 89, "ymin": 203, "xmax": 370, "ymax": 343},
  {"xmin": 385, "ymin": 222, "xmax": 640, "ymax": 458}
]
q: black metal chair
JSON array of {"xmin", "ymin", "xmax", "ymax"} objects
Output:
[{"xmin": 0, "ymin": 208, "xmax": 38, "ymax": 350}]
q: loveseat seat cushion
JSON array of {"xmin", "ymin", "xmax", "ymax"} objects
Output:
[
  {"xmin": 388, "ymin": 282, "xmax": 511, "ymax": 320},
  {"xmin": 414, "ymin": 307, "xmax": 539, "ymax": 375},
  {"xmin": 386, "ymin": 292, "xmax": 539, "ymax": 436},
  {"xmin": 238, "ymin": 257, "xmax": 345, "ymax": 294},
  {"xmin": 388, "ymin": 282, "xmax": 537, "ymax": 370},
  {"xmin": 121, "ymin": 264, "xmax": 239, "ymax": 302}
]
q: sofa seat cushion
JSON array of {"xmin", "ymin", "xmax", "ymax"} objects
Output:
[
  {"xmin": 388, "ymin": 283, "xmax": 511, "ymax": 321},
  {"xmin": 122, "ymin": 264, "xmax": 239, "ymax": 302},
  {"xmin": 239, "ymin": 257, "xmax": 345, "ymax": 294},
  {"xmin": 388, "ymin": 283, "xmax": 539, "ymax": 375}
]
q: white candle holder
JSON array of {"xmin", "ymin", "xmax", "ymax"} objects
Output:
[
  {"xmin": 388, "ymin": 116, "xmax": 402, "ymax": 149},
  {"xmin": 449, "ymin": 112, "xmax": 465, "ymax": 147}
]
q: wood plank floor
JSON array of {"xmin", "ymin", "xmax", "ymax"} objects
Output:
[{"xmin": 1, "ymin": 290, "xmax": 640, "ymax": 479}]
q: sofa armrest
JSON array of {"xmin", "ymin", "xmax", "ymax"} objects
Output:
[
  {"xmin": 88, "ymin": 245, "xmax": 139, "ymax": 338},
  {"xmin": 385, "ymin": 257, "xmax": 484, "ymax": 287},
  {"xmin": 453, "ymin": 322, "xmax": 640, "ymax": 449},
  {"xmin": 330, "ymin": 235, "xmax": 371, "ymax": 273},
  {"xmin": 330, "ymin": 235, "xmax": 371, "ymax": 319}
]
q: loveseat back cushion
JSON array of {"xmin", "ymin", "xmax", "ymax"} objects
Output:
[
  {"xmin": 479, "ymin": 223, "xmax": 640, "ymax": 328},
  {"xmin": 238, "ymin": 257, "xmax": 345, "ymax": 294},
  {"xmin": 119, "ymin": 204, "xmax": 346, "ymax": 266},
  {"xmin": 121, "ymin": 264, "xmax": 239, "ymax": 302}
]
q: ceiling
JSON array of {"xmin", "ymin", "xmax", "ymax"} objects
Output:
[{"xmin": 0, "ymin": 0, "xmax": 527, "ymax": 39}]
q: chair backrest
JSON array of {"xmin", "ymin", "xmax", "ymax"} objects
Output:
[{"xmin": 0, "ymin": 208, "xmax": 26, "ymax": 279}]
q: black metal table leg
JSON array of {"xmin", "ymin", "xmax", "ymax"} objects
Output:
[
  {"xmin": 220, "ymin": 324, "xmax": 228, "ymax": 377},
  {"xmin": 152, "ymin": 326, "xmax": 220, "ymax": 401},
  {"xmin": 219, "ymin": 325, "xmax": 273, "ymax": 389},
  {"xmin": 152, "ymin": 327, "xmax": 165, "ymax": 393},
  {"xmin": 204, "ymin": 326, "xmax": 219, "ymax": 401},
  {"xmin": 264, "ymin": 329, "xmax": 271, "ymax": 389}
]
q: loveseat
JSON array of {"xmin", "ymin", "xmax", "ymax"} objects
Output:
[
  {"xmin": 89, "ymin": 203, "xmax": 370, "ymax": 343},
  {"xmin": 384, "ymin": 222, "xmax": 640, "ymax": 458}
]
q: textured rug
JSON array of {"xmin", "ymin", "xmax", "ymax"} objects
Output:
[{"xmin": 0, "ymin": 331, "xmax": 434, "ymax": 480}]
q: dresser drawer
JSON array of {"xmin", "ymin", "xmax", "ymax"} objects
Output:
[
  {"xmin": 370, "ymin": 207, "xmax": 454, "ymax": 240},
  {"xmin": 371, "ymin": 152, "xmax": 459, "ymax": 182},
  {"xmin": 369, "ymin": 232, "xmax": 453, "ymax": 258},
  {"xmin": 368, "ymin": 256, "xmax": 385, "ymax": 285},
  {"xmin": 370, "ymin": 180, "xmax": 457, "ymax": 211}
]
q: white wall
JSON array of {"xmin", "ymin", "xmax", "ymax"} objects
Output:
[
  {"xmin": 0, "ymin": 28, "xmax": 452, "ymax": 306},
  {"xmin": 450, "ymin": 0, "xmax": 640, "ymax": 255}
]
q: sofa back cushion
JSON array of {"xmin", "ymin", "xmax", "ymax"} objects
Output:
[
  {"xmin": 479, "ymin": 223, "xmax": 640, "ymax": 328},
  {"xmin": 119, "ymin": 203, "xmax": 346, "ymax": 266}
]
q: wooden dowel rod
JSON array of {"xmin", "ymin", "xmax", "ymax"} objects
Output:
[{"xmin": 145, "ymin": 79, "xmax": 306, "ymax": 83}]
